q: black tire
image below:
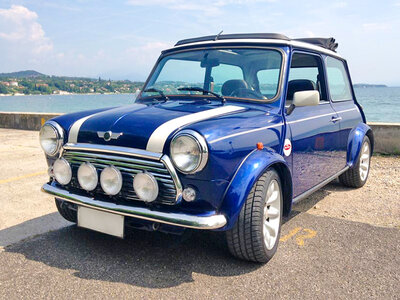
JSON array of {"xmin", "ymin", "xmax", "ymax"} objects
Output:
[
  {"xmin": 226, "ymin": 168, "xmax": 283, "ymax": 263},
  {"xmin": 55, "ymin": 198, "xmax": 77, "ymax": 223},
  {"xmin": 339, "ymin": 136, "xmax": 371, "ymax": 188}
]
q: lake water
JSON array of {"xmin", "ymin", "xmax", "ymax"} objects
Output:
[{"xmin": 0, "ymin": 87, "xmax": 399, "ymax": 123}]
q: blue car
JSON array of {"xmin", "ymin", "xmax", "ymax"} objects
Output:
[{"xmin": 40, "ymin": 33, "xmax": 373, "ymax": 262}]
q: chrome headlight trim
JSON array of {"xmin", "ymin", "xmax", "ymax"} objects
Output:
[
  {"xmin": 39, "ymin": 121, "xmax": 64, "ymax": 157},
  {"xmin": 170, "ymin": 129, "xmax": 209, "ymax": 174}
]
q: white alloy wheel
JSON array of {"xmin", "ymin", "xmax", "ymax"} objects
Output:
[
  {"xmin": 226, "ymin": 168, "xmax": 283, "ymax": 263},
  {"xmin": 263, "ymin": 179, "xmax": 281, "ymax": 250},
  {"xmin": 359, "ymin": 141, "xmax": 370, "ymax": 181}
]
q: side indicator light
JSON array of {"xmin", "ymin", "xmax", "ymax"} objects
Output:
[{"xmin": 257, "ymin": 142, "xmax": 264, "ymax": 150}]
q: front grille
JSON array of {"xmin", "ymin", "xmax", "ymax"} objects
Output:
[{"xmin": 63, "ymin": 149, "xmax": 178, "ymax": 205}]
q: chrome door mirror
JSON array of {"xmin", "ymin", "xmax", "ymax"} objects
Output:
[
  {"xmin": 286, "ymin": 90, "xmax": 320, "ymax": 115},
  {"xmin": 133, "ymin": 89, "xmax": 141, "ymax": 100},
  {"xmin": 293, "ymin": 90, "xmax": 320, "ymax": 107}
]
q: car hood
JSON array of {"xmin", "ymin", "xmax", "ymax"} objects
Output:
[{"xmin": 72, "ymin": 101, "xmax": 252, "ymax": 152}]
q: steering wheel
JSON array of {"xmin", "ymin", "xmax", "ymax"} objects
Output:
[{"xmin": 230, "ymin": 88, "xmax": 266, "ymax": 100}]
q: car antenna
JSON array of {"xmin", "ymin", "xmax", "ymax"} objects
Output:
[{"xmin": 215, "ymin": 30, "xmax": 223, "ymax": 41}]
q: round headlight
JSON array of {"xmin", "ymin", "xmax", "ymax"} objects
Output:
[
  {"xmin": 100, "ymin": 166, "xmax": 122, "ymax": 195},
  {"xmin": 39, "ymin": 122, "xmax": 63, "ymax": 156},
  {"xmin": 170, "ymin": 130, "xmax": 208, "ymax": 174},
  {"xmin": 133, "ymin": 172, "xmax": 159, "ymax": 202},
  {"xmin": 53, "ymin": 158, "xmax": 72, "ymax": 185},
  {"xmin": 78, "ymin": 163, "xmax": 98, "ymax": 191}
]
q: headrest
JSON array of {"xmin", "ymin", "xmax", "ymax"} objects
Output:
[
  {"xmin": 221, "ymin": 79, "xmax": 248, "ymax": 96},
  {"xmin": 287, "ymin": 79, "xmax": 316, "ymax": 100}
]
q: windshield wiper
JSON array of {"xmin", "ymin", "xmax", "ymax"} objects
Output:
[
  {"xmin": 178, "ymin": 87, "xmax": 226, "ymax": 104},
  {"xmin": 143, "ymin": 88, "xmax": 169, "ymax": 101}
]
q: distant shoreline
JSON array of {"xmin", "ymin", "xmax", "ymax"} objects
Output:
[
  {"xmin": 0, "ymin": 92, "xmax": 137, "ymax": 97},
  {"xmin": 1, "ymin": 85, "xmax": 398, "ymax": 97}
]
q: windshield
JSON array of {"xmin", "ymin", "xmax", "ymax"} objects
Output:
[{"xmin": 141, "ymin": 48, "xmax": 283, "ymax": 102}]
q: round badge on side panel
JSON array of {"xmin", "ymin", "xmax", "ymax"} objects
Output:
[{"xmin": 283, "ymin": 139, "xmax": 292, "ymax": 156}]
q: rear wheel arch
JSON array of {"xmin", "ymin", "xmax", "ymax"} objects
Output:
[
  {"xmin": 365, "ymin": 129, "xmax": 374, "ymax": 154},
  {"xmin": 347, "ymin": 123, "xmax": 373, "ymax": 167}
]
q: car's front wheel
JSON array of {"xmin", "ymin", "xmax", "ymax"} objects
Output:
[{"xmin": 226, "ymin": 168, "xmax": 282, "ymax": 263}]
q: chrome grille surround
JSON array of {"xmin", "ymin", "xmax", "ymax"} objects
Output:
[{"xmin": 61, "ymin": 143, "xmax": 182, "ymax": 205}]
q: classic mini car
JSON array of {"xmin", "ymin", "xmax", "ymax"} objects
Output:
[{"xmin": 40, "ymin": 33, "xmax": 373, "ymax": 262}]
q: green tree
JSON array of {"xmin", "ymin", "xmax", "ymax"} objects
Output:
[{"xmin": 0, "ymin": 84, "xmax": 8, "ymax": 94}]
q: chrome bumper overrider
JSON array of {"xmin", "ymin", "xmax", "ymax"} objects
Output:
[{"xmin": 41, "ymin": 183, "xmax": 227, "ymax": 230}]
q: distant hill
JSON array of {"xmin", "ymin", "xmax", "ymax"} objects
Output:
[
  {"xmin": 354, "ymin": 83, "xmax": 387, "ymax": 88},
  {"xmin": 0, "ymin": 70, "xmax": 46, "ymax": 78}
]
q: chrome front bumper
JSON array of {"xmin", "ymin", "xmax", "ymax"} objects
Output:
[{"xmin": 42, "ymin": 183, "xmax": 227, "ymax": 230}]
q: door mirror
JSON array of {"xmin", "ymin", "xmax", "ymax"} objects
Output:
[
  {"xmin": 293, "ymin": 90, "xmax": 320, "ymax": 107},
  {"xmin": 133, "ymin": 89, "xmax": 141, "ymax": 100}
]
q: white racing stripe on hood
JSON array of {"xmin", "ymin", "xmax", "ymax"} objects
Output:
[
  {"xmin": 146, "ymin": 105, "xmax": 246, "ymax": 153},
  {"xmin": 68, "ymin": 105, "xmax": 145, "ymax": 143},
  {"xmin": 68, "ymin": 113, "xmax": 100, "ymax": 143}
]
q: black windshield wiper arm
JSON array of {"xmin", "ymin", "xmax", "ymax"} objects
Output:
[
  {"xmin": 143, "ymin": 88, "xmax": 169, "ymax": 101},
  {"xmin": 178, "ymin": 87, "xmax": 226, "ymax": 104}
]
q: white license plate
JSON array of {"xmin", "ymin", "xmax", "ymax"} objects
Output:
[{"xmin": 78, "ymin": 206, "xmax": 124, "ymax": 238}]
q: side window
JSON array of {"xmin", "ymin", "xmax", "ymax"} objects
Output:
[
  {"xmin": 211, "ymin": 64, "xmax": 243, "ymax": 94},
  {"xmin": 326, "ymin": 57, "xmax": 352, "ymax": 101},
  {"xmin": 257, "ymin": 68, "xmax": 280, "ymax": 98},
  {"xmin": 287, "ymin": 53, "xmax": 328, "ymax": 103}
]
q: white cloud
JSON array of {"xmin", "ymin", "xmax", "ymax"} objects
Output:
[
  {"xmin": 331, "ymin": 1, "xmax": 347, "ymax": 8},
  {"xmin": 126, "ymin": 0, "xmax": 277, "ymax": 15},
  {"xmin": 0, "ymin": 5, "xmax": 53, "ymax": 54},
  {"xmin": 363, "ymin": 22, "xmax": 390, "ymax": 31}
]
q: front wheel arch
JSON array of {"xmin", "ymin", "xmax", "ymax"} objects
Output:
[{"xmin": 220, "ymin": 149, "xmax": 293, "ymax": 230}]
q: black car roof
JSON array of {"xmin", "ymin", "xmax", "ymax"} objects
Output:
[{"xmin": 175, "ymin": 33, "xmax": 338, "ymax": 52}]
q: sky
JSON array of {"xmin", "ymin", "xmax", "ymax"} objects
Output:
[{"xmin": 0, "ymin": 0, "xmax": 399, "ymax": 85}]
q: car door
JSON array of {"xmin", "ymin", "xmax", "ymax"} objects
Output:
[
  {"xmin": 325, "ymin": 56, "xmax": 364, "ymax": 170},
  {"xmin": 285, "ymin": 52, "xmax": 342, "ymax": 197}
]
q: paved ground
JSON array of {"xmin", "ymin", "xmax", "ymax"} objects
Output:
[{"xmin": 0, "ymin": 128, "xmax": 399, "ymax": 299}]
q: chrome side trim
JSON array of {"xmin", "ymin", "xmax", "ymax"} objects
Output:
[
  {"xmin": 286, "ymin": 108, "xmax": 358, "ymax": 124},
  {"xmin": 209, "ymin": 123, "xmax": 283, "ymax": 144},
  {"xmin": 63, "ymin": 143, "xmax": 162, "ymax": 160},
  {"xmin": 42, "ymin": 184, "xmax": 227, "ymax": 230},
  {"xmin": 292, "ymin": 166, "xmax": 349, "ymax": 204}
]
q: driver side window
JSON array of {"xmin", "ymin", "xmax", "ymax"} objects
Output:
[{"xmin": 286, "ymin": 52, "xmax": 328, "ymax": 106}]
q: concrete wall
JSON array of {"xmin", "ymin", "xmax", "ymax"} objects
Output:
[
  {"xmin": 0, "ymin": 112, "xmax": 62, "ymax": 131},
  {"xmin": 0, "ymin": 112, "xmax": 399, "ymax": 154},
  {"xmin": 368, "ymin": 122, "xmax": 400, "ymax": 155}
]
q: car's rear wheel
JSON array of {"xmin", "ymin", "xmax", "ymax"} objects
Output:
[
  {"xmin": 226, "ymin": 168, "xmax": 282, "ymax": 263},
  {"xmin": 55, "ymin": 198, "xmax": 77, "ymax": 223},
  {"xmin": 339, "ymin": 136, "xmax": 371, "ymax": 188}
]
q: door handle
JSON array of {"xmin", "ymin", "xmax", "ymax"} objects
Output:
[{"xmin": 331, "ymin": 116, "xmax": 342, "ymax": 123}]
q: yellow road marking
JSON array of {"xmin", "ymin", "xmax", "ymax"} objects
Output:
[
  {"xmin": 280, "ymin": 227, "xmax": 302, "ymax": 242},
  {"xmin": 295, "ymin": 228, "xmax": 317, "ymax": 247},
  {"xmin": 0, "ymin": 171, "xmax": 47, "ymax": 185},
  {"xmin": 280, "ymin": 227, "xmax": 317, "ymax": 247}
]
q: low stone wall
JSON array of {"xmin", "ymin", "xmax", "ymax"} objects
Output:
[
  {"xmin": 368, "ymin": 122, "xmax": 400, "ymax": 155},
  {"xmin": 0, "ymin": 112, "xmax": 62, "ymax": 131},
  {"xmin": 0, "ymin": 112, "xmax": 399, "ymax": 154}
]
